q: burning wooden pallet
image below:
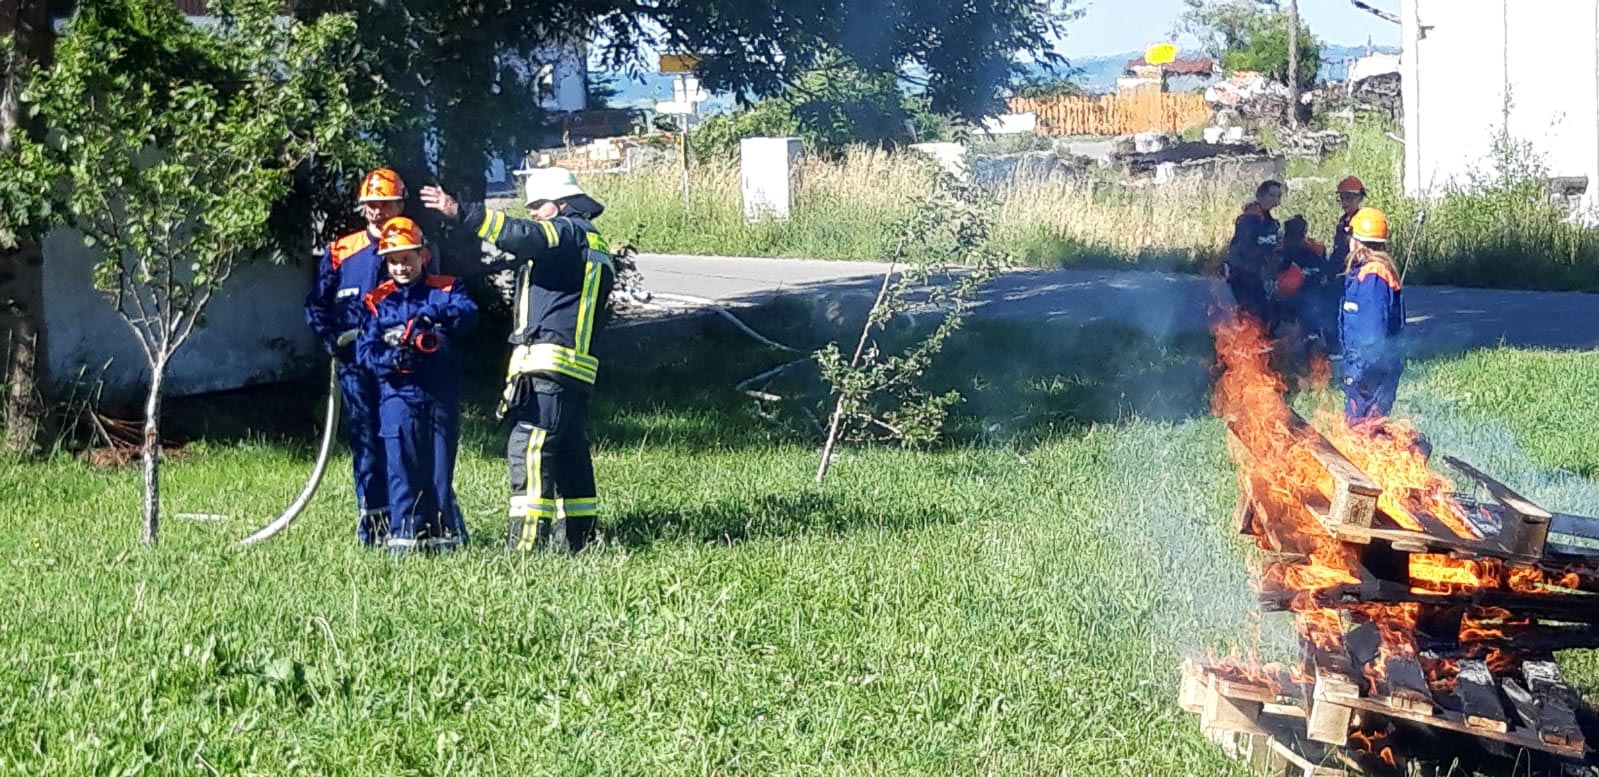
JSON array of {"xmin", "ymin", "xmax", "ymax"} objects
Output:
[{"xmin": 1191, "ymin": 407, "xmax": 1599, "ymax": 774}]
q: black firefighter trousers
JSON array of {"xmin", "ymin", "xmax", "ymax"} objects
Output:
[{"xmin": 505, "ymin": 378, "xmax": 597, "ymax": 553}]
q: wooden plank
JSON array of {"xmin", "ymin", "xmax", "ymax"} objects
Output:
[
  {"xmin": 1318, "ymin": 686, "xmax": 1585, "ymax": 759},
  {"xmin": 1454, "ymin": 659, "xmax": 1509, "ymax": 733},
  {"xmin": 1443, "ymin": 456, "xmax": 1552, "ymax": 560},
  {"xmin": 1550, "ymin": 511, "xmax": 1599, "ymax": 542},
  {"xmin": 1379, "ymin": 653, "xmax": 1433, "ymax": 714},
  {"xmin": 1306, "ymin": 667, "xmax": 1357, "ymax": 746},
  {"xmin": 1522, "ymin": 660, "xmax": 1584, "ymax": 749},
  {"xmin": 1202, "ymin": 673, "xmax": 1266, "ymax": 735},
  {"xmin": 1289, "ymin": 409, "xmax": 1381, "ymax": 533},
  {"xmin": 1178, "ymin": 663, "xmax": 1207, "ymax": 713}
]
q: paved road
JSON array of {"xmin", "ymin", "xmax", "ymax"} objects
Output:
[{"xmin": 634, "ymin": 253, "xmax": 1599, "ymax": 353}]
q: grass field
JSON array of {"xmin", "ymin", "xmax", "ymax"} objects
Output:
[{"xmin": 4, "ymin": 316, "xmax": 1599, "ymax": 775}]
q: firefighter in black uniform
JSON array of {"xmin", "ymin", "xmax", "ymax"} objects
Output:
[{"xmin": 420, "ymin": 167, "xmax": 615, "ymax": 553}]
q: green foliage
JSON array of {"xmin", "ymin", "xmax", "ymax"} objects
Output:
[
  {"xmin": 691, "ymin": 60, "xmax": 945, "ymax": 160},
  {"xmin": 813, "ymin": 173, "xmax": 1009, "ymax": 472},
  {"xmin": 10, "ymin": 0, "xmax": 382, "ymax": 541},
  {"xmin": 21, "ymin": 0, "xmax": 381, "ymax": 356},
  {"xmin": 1219, "ymin": 12, "xmax": 1320, "ymax": 85},
  {"xmin": 295, "ymin": 0, "xmax": 1077, "ymax": 193},
  {"xmin": 1179, "ymin": 0, "xmax": 1318, "ymax": 85}
]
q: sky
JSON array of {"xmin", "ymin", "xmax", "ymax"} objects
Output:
[{"xmin": 1052, "ymin": 0, "xmax": 1401, "ymax": 58}]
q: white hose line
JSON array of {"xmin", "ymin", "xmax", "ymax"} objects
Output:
[
  {"xmin": 646, "ymin": 292, "xmax": 801, "ymax": 353},
  {"xmin": 238, "ymin": 359, "xmax": 341, "ymax": 546}
]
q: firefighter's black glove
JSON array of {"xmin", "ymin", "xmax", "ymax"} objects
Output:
[{"xmin": 394, "ymin": 346, "xmax": 420, "ymax": 374}]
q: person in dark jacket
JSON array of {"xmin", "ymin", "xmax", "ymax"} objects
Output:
[
  {"xmin": 420, "ymin": 167, "xmax": 614, "ymax": 554},
  {"xmin": 304, "ymin": 168, "xmax": 406, "ymax": 546},
  {"xmin": 1226, "ymin": 180, "xmax": 1284, "ymax": 326},
  {"xmin": 357, "ymin": 217, "xmax": 478, "ymax": 554},
  {"xmin": 1339, "ymin": 207, "xmax": 1405, "ymax": 424}
]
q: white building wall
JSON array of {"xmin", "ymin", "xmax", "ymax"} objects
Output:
[
  {"xmin": 42, "ymin": 227, "xmax": 316, "ymax": 402},
  {"xmin": 1403, "ymin": 0, "xmax": 1599, "ymax": 216}
]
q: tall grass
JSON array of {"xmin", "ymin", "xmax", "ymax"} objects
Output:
[
  {"xmin": 588, "ymin": 147, "xmax": 934, "ymax": 259},
  {"xmin": 591, "ymin": 119, "xmax": 1599, "ymax": 291}
]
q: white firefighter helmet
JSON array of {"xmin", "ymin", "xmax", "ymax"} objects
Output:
[{"xmin": 521, "ymin": 166, "xmax": 604, "ymax": 218}]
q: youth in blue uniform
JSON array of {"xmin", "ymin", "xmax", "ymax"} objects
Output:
[
  {"xmin": 1274, "ymin": 215, "xmax": 1330, "ymax": 340},
  {"xmin": 1338, "ymin": 207, "xmax": 1405, "ymax": 424},
  {"xmin": 421, "ymin": 167, "xmax": 614, "ymax": 554},
  {"xmin": 1226, "ymin": 180, "xmax": 1284, "ymax": 326},
  {"xmin": 357, "ymin": 217, "xmax": 479, "ymax": 554},
  {"xmin": 304, "ymin": 168, "xmax": 406, "ymax": 545},
  {"xmin": 1324, "ymin": 176, "xmax": 1368, "ymax": 353}
]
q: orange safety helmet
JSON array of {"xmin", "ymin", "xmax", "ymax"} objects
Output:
[
  {"xmin": 358, "ymin": 168, "xmax": 406, "ymax": 203},
  {"xmin": 1336, "ymin": 175, "xmax": 1366, "ymax": 195},
  {"xmin": 376, "ymin": 217, "xmax": 427, "ymax": 256},
  {"xmin": 1350, "ymin": 207, "xmax": 1389, "ymax": 244}
]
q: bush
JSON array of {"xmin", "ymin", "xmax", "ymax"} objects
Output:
[
  {"xmin": 691, "ymin": 60, "xmax": 948, "ymax": 160},
  {"xmin": 1220, "ymin": 12, "xmax": 1320, "ymax": 86}
]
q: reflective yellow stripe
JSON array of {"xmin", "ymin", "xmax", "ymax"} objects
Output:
[
  {"xmin": 507, "ymin": 342, "xmax": 598, "ymax": 384},
  {"xmin": 561, "ymin": 497, "xmax": 598, "ymax": 518},
  {"xmin": 586, "ymin": 232, "xmax": 607, "ymax": 252},
  {"xmin": 526, "ymin": 427, "xmax": 545, "ymax": 504},
  {"xmin": 515, "ymin": 427, "xmax": 549, "ymax": 551},
  {"xmin": 574, "ymin": 260, "xmax": 602, "ymax": 353},
  {"xmin": 508, "ymin": 495, "xmax": 557, "ymax": 518},
  {"xmin": 487, "ymin": 211, "xmax": 507, "ymax": 243},
  {"xmin": 539, "ymin": 220, "xmax": 559, "ymax": 248},
  {"xmin": 476, "ymin": 210, "xmax": 497, "ymax": 239}
]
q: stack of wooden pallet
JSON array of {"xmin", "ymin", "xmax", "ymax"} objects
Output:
[{"xmin": 1184, "ymin": 409, "xmax": 1598, "ymax": 774}]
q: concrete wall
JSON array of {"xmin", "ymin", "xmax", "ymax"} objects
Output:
[
  {"xmin": 1403, "ymin": 0, "xmax": 1599, "ymax": 216},
  {"xmin": 42, "ymin": 226, "xmax": 316, "ymax": 403}
]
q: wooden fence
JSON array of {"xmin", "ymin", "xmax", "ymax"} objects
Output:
[{"xmin": 1008, "ymin": 92, "xmax": 1210, "ymax": 136}]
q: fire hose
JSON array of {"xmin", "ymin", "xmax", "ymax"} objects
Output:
[{"xmin": 237, "ymin": 356, "xmax": 341, "ymax": 546}]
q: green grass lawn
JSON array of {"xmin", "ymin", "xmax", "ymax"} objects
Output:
[{"xmin": 3, "ymin": 318, "xmax": 1598, "ymax": 775}]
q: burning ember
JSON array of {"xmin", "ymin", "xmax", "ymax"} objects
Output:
[{"xmin": 1187, "ymin": 311, "xmax": 1599, "ymax": 772}]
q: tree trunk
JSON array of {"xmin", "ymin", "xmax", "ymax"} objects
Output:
[
  {"xmin": 142, "ymin": 356, "xmax": 166, "ymax": 546},
  {"xmin": 1, "ymin": 241, "xmax": 46, "ymax": 453},
  {"xmin": 2, "ymin": 0, "xmax": 56, "ymax": 456},
  {"xmin": 1286, "ymin": 0, "xmax": 1301, "ymax": 127}
]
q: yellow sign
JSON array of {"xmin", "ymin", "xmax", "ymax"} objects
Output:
[
  {"xmin": 1145, "ymin": 43, "xmax": 1178, "ymax": 65},
  {"xmin": 658, "ymin": 54, "xmax": 701, "ymax": 74}
]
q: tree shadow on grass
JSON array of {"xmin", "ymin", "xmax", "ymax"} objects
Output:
[
  {"xmin": 607, "ymin": 490, "xmax": 961, "ymax": 549},
  {"xmin": 567, "ymin": 311, "xmax": 1218, "ymax": 455},
  {"xmin": 163, "ymin": 288, "xmax": 1219, "ymax": 465}
]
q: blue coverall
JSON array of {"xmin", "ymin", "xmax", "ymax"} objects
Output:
[
  {"xmin": 1226, "ymin": 203, "xmax": 1280, "ymax": 325},
  {"xmin": 1282, "ymin": 237, "xmax": 1338, "ymax": 343},
  {"xmin": 305, "ymin": 230, "xmax": 390, "ymax": 545},
  {"xmin": 1339, "ymin": 259, "xmax": 1405, "ymax": 422},
  {"xmin": 357, "ymin": 274, "xmax": 479, "ymax": 552}
]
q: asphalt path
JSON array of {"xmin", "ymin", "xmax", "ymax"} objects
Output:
[{"xmin": 634, "ymin": 253, "xmax": 1599, "ymax": 353}]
